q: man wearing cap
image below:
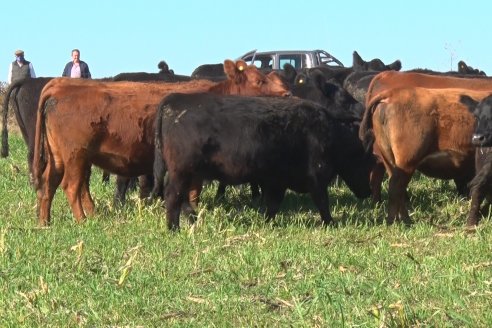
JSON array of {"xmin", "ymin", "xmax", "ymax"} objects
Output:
[
  {"xmin": 62, "ymin": 49, "xmax": 91, "ymax": 79},
  {"xmin": 7, "ymin": 49, "xmax": 36, "ymax": 84}
]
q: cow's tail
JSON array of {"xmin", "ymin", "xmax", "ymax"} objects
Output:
[
  {"xmin": 364, "ymin": 70, "xmax": 393, "ymax": 110},
  {"xmin": 359, "ymin": 92, "xmax": 388, "ymax": 153},
  {"xmin": 151, "ymin": 98, "xmax": 167, "ymax": 199},
  {"xmin": 1, "ymin": 80, "xmax": 23, "ymax": 157},
  {"xmin": 32, "ymin": 85, "xmax": 53, "ymax": 190}
]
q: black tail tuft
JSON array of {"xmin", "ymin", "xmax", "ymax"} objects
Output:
[{"xmin": 1, "ymin": 127, "xmax": 8, "ymax": 157}]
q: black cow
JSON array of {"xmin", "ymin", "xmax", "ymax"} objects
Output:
[
  {"xmin": 153, "ymin": 93, "xmax": 374, "ymax": 230},
  {"xmin": 342, "ymin": 71, "xmax": 381, "ymax": 104},
  {"xmin": 352, "ymin": 50, "xmax": 402, "ymax": 72},
  {"xmin": 304, "ymin": 51, "xmax": 401, "ymax": 87},
  {"xmin": 2, "ymin": 77, "xmax": 53, "ymax": 176},
  {"xmin": 458, "ymin": 60, "xmax": 486, "ymax": 76},
  {"xmin": 113, "ymin": 61, "xmax": 191, "ymax": 82},
  {"xmin": 408, "ymin": 62, "xmax": 487, "ymax": 77},
  {"xmin": 289, "ymin": 70, "xmax": 365, "ymax": 118},
  {"xmin": 462, "ymin": 94, "xmax": 492, "ymax": 147},
  {"xmin": 190, "ymin": 63, "xmax": 227, "ymax": 81},
  {"xmin": 460, "ymin": 94, "xmax": 492, "ymax": 225},
  {"xmin": 214, "ymin": 69, "xmax": 366, "ymax": 201}
]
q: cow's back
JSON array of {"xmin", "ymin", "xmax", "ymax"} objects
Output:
[{"xmin": 366, "ymin": 71, "xmax": 492, "ymax": 108}]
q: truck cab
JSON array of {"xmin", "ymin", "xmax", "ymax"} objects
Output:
[{"xmin": 239, "ymin": 49, "xmax": 344, "ymax": 71}]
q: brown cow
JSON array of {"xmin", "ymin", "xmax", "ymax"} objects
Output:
[
  {"xmin": 33, "ymin": 60, "xmax": 291, "ymax": 225},
  {"xmin": 361, "ymin": 71, "xmax": 492, "ymax": 202},
  {"xmin": 361, "ymin": 87, "xmax": 490, "ymax": 224},
  {"xmin": 365, "ymin": 71, "xmax": 492, "ymax": 109}
]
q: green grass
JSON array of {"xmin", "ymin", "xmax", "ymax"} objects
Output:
[{"xmin": 1, "ymin": 134, "xmax": 492, "ymax": 327}]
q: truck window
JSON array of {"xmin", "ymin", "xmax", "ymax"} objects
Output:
[
  {"xmin": 243, "ymin": 54, "xmax": 273, "ymax": 69},
  {"xmin": 279, "ymin": 54, "xmax": 305, "ymax": 70},
  {"xmin": 318, "ymin": 51, "xmax": 343, "ymax": 66}
]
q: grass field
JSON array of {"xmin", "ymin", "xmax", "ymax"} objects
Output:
[{"xmin": 1, "ymin": 133, "xmax": 492, "ymax": 327}]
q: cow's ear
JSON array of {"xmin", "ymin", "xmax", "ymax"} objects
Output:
[
  {"xmin": 388, "ymin": 59, "xmax": 402, "ymax": 71},
  {"xmin": 283, "ymin": 63, "xmax": 297, "ymax": 85},
  {"xmin": 223, "ymin": 60, "xmax": 237, "ymax": 79},
  {"xmin": 319, "ymin": 80, "xmax": 340, "ymax": 103},
  {"xmin": 352, "ymin": 50, "xmax": 364, "ymax": 69},
  {"xmin": 309, "ymin": 69, "xmax": 326, "ymax": 91},
  {"xmin": 459, "ymin": 95, "xmax": 478, "ymax": 114}
]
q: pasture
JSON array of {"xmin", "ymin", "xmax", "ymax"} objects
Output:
[{"xmin": 1, "ymin": 130, "xmax": 492, "ymax": 326}]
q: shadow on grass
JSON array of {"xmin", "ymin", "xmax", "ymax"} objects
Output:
[
  {"xmin": 120, "ymin": 173, "xmax": 477, "ymax": 230},
  {"xmin": 199, "ymin": 181, "xmax": 383, "ymax": 229}
]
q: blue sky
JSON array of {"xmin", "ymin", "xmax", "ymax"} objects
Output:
[{"xmin": 2, "ymin": 1, "xmax": 490, "ymax": 82}]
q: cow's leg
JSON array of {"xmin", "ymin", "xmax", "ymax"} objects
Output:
[
  {"xmin": 387, "ymin": 169, "xmax": 412, "ymax": 225},
  {"xmin": 138, "ymin": 174, "xmax": 154, "ymax": 199},
  {"xmin": 466, "ymin": 169, "xmax": 492, "ymax": 226},
  {"xmin": 468, "ymin": 185, "xmax": 484, "ymax": 226},
  {"xmin": 27, "ymin": 152, "xmax": 35, "ymax": 185},
  {"xmin": 480, "ymin": 192, "xmax": 492, "ymax": 220},
  {"xmin": 127, "ymin": 177, "xmax": 138, "ymax": 191},
  {"xmin": 114, "ymin": 176, "xmax": 130, "ymax": 206},
  {"xmin": 454, "ymin": 177, "xmax": 472, "ymax": 198},
  {"xmin": 250, "ymin": 183, "xmax": 261, "ymax": 201},
  {"xmin": 151, "ymin": 169, "xmax": 166, "ymax": 200},
  {"xmin": 188, "ymin": 178, "xmax": 203, "ymax": 211},
  {"xmin": 151, "ymin": 174, "xmax": 163, "ymax": 201},
  {"xmin": 215, "ymin": 182, "xmax": 227, "ymax": 201},
  {"xmin": 81, "ymin": 167, "xmax": 95, "ymax": 216},
  {"xmin": 60, "ymin": 162, "xmax": 87, "ymax": 223},
  {"xmin": 165, "ymin": 176, "xmax": 189, "ymax": 231},
  {"xmin": 37, "ymin": 159, "xmax": 63, "ymax": 226},
  {"xmin": 152, "ymin": 146, "xmax": 167, "ymax": 200},
  {"xmin": 370, "ymin": 162, "xmax": 385, "ymax": 203},
  {"xmin": 262, "ymin": 186, "xmax": 286, "ymax": 220},
  {"xmin": 101, "ymin": 170, "xmax": 110, "ymax": 184},
  {"xmin": 310, "ymin": 186, "xmax": 333, "ymax": 225}
]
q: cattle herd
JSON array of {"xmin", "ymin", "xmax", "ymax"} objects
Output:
[{"xmin": 2, "ymin": 52, "xmax": 492, "ymax": 230}]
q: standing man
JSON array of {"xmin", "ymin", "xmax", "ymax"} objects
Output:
[
  {"xmin": 62, "ymin": 49, "xmax": 91, "ymax": 78},
  {"xmin": 7, "ymin": 49, "xmax": 36, "ymax": 84}
]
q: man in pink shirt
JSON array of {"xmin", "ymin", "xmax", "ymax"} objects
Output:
[{"xmin": 62, "ymin": 49, "xmax": 91, "ymax": 78}]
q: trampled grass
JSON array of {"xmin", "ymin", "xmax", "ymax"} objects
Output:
[{"xmin": 1, "ymin": 134, "xmax": 492, "ymax": 327}]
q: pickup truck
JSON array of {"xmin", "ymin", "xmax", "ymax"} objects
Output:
[{"xmin": 239, "ymin": 49, "xmax": 344, "ymax": 71}]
